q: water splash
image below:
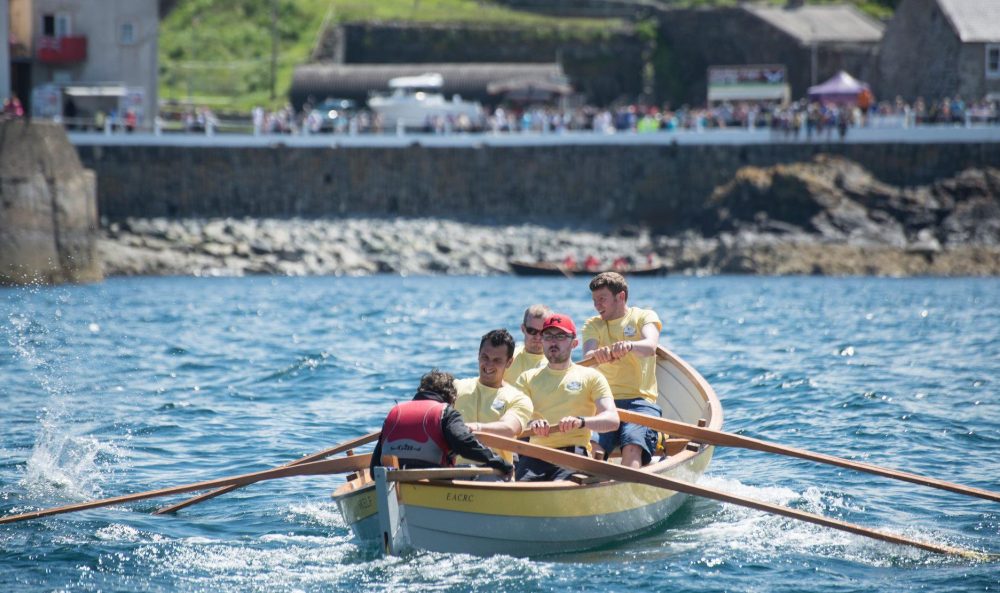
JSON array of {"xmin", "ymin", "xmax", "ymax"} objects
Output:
[{"xmin": 5, "ymin": 305, "xmax": 124, "ymax": 504}]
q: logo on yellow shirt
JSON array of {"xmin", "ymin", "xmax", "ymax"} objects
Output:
[
  {"xmin": 623, "ymin": 325, "xmax": 637, "ymax": 337},
  {"xmin": 490, "ymin": 398, "xmax": 505, "ymax": 413},
  {"xmin": 566, "ymin": 380, "xmax": 583, "ymax": 392}
]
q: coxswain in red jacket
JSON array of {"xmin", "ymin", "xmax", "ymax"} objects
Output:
[{"xmin": 371, "ymin": 370, "xmax": 514, "ymax": 477}]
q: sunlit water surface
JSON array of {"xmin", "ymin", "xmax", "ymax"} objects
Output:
[{"xmin": 1, "ymin": 276, "xmax": 998, "ymax": 592}]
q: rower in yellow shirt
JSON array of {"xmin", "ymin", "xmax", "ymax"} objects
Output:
[
  {"xmin": 514, "ymin": 313, "xmax": 619, "ymax": 482},
  {"xmin": 582, "ymin": 272, "xmax": 662, "ymax": 469},
  {"xmin": 454, "ymin": 329, "xmax": 534, "ymax": 466},
  {"xmin": 503, "ymin": 304, "xmax": 551, "ymax": 385}
]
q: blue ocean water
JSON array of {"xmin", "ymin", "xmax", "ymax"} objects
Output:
[{"xmin": 1, "ymin": 276, "xmax": 997, "ymax": 593}]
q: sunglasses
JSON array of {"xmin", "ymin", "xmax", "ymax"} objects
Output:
[
  {"xmin": 524, "ymin": 327, "xmax": 543, "ymax": 336},
  {"xmin": 541, "ymin": 333, "xmax": 574, "ymax": 342}
]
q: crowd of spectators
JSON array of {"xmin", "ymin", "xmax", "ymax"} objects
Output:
[{"xmin": 63, "ymin": 94, "xmax": 1000, "ymax": 137}]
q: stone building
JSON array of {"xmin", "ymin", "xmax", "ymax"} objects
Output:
[
  {"xmin": 6, "ymin": 0, "xmax": 158, "ymax": 124},
  {"xmin": 658, "ymin": 4, "xmax": 884, "ymax": 106},
  {"xmin": 877, "ymin": 0, "xmax": 1000, "ymax": 101}
]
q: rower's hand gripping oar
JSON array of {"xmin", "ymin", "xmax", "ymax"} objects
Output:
[
  {"xmin": 0, "ymin": 453, "xmax": 370, "ymax": 525},
  {"xmin": 475, "ymin": 433, "xmax": 993, "ymax": 560},
  {"xmin": 155, "ymin": 431, "xmax": 381, "ymax": 515},
  {"xmin": 618, "ymin": 410, "xmax": 1000, "ymax": 504}
]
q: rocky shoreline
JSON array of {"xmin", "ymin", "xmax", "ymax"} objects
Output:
[
  {"xmin": 99, "ymin": 216, "xmax": 1000, "ymax": 278},
  {"xmin": 99, "ymin": 155, "xmax": 1000, "ymax": 278}
]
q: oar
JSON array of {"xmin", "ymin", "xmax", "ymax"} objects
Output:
[
  {"xmin": 475, "ymin": 433, "xmax": 989, "ymax": 559},
  {"xmin": 0, "ymin": 453, "xmax": 371, "ymax": 525},
  {"xmin": 155, "ymin": 431, "xmax": 381, "ymax": 515},
  {"xmin": 618, "ymin": 410, "xmax": 1000, "ymax": 504}
]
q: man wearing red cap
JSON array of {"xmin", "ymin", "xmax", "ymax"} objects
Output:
[
  {"xmin": 582, "ymin": 272, "xmax": 662, "ymax": 469},
  {"xmin": 513, "ymin": 313, "xmax": 620, "ymax": 481}
]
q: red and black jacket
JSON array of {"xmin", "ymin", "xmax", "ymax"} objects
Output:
[{"xmin": 371, "ymin": 390, "xmax": 512, "ymax": 473}]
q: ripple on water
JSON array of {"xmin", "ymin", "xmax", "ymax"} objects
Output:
[{"xmin": 2, "ymin": 276, "xmax": 999, "ymax": 593}]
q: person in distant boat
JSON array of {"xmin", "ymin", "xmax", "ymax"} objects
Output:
[
  {"xmin": 503, "ymin": 304, "xmax": 552, "ymax": 384},
  {"xmin": 584, "ymin": 255, "xmax": 601, "ymax": 271},
  {"xmin": 514, "ymin": 314, "xmax": 619, "ymax": 481},
  {"xmin": 454, "ymin": 329, "xmax": 533, "ymax": 467},
  {"xmin": 612, "ymin": 256, "xmax": 629, "ymax": 271},
  {"xmin": 371, "ymin": 369, "xmax": 514, "ymax": 479},
  {"xmin": 562, "ymin": 255, "xmax": 577, "ymax": 270},
  {"xmin": 582, "ymin": 272, "xmax": 662, "ymax": 469}
]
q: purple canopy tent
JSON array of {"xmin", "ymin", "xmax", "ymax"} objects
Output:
[{"xmin": 807, "ymin": 71, "xmax": 870, "ymax": 105}]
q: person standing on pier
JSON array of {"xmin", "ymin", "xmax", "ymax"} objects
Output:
[{"xmin": 582, "ymin": 272, "xmax": 662, "ymax": 469}]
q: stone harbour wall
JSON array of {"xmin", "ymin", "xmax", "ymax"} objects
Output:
[{"xmin": 78, "ymin": 141, "xmax": 1000, "ymax": 235}]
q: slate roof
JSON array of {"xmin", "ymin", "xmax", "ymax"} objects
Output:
[
  {"xmin": 743, "ymin": 4, "xmax": 885, "ymax": 45},
  {"xmin": 937, "ymin": 0, "xmax": 1000, "ymax": 42}
]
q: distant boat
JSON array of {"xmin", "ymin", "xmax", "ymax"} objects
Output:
[
  {"xmin": 509, "ymin": 260, "xmax": 667, "ymax": 277},
  {"xmin": 368, "ymin": 73, "xmax": 483, "ymax": 130}
]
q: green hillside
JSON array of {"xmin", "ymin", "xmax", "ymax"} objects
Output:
[{"xmin": 159, "ymin": 0, "xmax": 898, "ymax": 111}]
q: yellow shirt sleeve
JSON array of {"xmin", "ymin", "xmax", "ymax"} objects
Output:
[
  {"xmin": 581, "ymin": 315, "xmax": 602, "ymax": 348},
  {"xmin": 497, "ymin": 385, "xmax": 533, "ymax": 431}
]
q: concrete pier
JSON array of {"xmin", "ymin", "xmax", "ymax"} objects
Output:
[{"xmin": 0, "ymin": 120, "xmax": 102, "ymax": 285}]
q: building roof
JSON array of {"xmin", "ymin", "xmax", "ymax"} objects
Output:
[
  {"xmin": 937, "ymin": 0, "xmax": 1000, "ymax": 43},
  {"xmin": 743, "ymin": 4, "xmax": 885, "ymax": 45}
]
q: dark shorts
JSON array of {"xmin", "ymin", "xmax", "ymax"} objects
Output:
[
  {"xmin": 515, "ymin": 446, "xmax": 588, "ymax": 482},
  {"xmin": 597, "ymin": 398, "xmax": 661, "ymax": 464}
]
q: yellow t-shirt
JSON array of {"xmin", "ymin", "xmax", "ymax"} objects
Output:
[
  {"xmin": 503, "ymin": 344, "xmax": 547, "ymax": 385},
  {"xmin": 453, "ymin": 377, "xmax": 534, "ymax": 464},
  {"xmin": 581, "ymin": 306, "xmax": 662, "ymax": 403},
  {"xmin": 514, "ymin": 364, "xmax": 613, "ymax": 450}
]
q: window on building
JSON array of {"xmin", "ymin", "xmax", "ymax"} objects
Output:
[
  {"xmin": 988, "ymin": 45, "xmax": 1000, "ymax": 79},
  {"xmin": 42, "ymin": 13, "xmax": 71, "ymax": 37},
  {"xmin": 119, "ymin": 21, "xmax": 136, "ymax": 45}
]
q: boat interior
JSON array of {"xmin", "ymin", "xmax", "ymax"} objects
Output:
[{"xmin": 333, "ymin": 346, "xmax": 721, "ymax": 497}]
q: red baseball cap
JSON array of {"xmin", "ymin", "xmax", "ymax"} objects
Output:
[{"xmin": 542, "ymin": 313, "xmax": 576, "ymax": 336}]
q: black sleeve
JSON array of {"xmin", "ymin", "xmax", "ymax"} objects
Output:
[
  {"xmin": 369, "ymin": 436, "xmax": 384, "ymax": 474},
  {"xmin": 441, "ymin": 407, "xmax": 513, "ymax": 474}
]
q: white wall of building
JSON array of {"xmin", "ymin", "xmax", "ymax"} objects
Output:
[{"xmin": 30, "ymin": 0, "xmax": 158, "ymax": 121}]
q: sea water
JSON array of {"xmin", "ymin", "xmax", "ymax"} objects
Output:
[{"xmin": 1, "ymin": 276, "xmax": 997, "ymax": 592}]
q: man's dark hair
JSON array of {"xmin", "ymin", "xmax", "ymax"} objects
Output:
[
  {"xmin": 589, "ymin": 271, "xmax": 629, "ymax": 301},
  {"xmin": 418, "ymin": 369, "xmax": 457, "ymax": 405},
  {"xmin": 479, "ymin": 328, "xmax": 515, "ymax": 359}
]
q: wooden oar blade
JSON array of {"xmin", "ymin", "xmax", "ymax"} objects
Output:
[
  {"xmin": 477, "ymin": 433, "xmax": 984, "ymax": 558},
  {"xmin": 0, "ymin": 453, "xmax": 370, "ymax": 525},
  {"xmin": 618, "ymin": 410, "xmax": 1000, "ymax": 504},
  {"xmin": 155, "ymin": 431, "xmax": 380, "ymax": 515}
]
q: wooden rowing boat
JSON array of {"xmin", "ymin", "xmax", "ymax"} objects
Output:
[
  {"xmin": 508, "ymin": 260, "xmax": 667, "ymax": 277},
  {"xmin": 331, "ymin": 345, "xmax": 722, "ymax": 556}
]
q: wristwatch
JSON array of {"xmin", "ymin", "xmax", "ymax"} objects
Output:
[{"xmin": 576, "ymin": 416, "xmax": 586, "ymax": 428}]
